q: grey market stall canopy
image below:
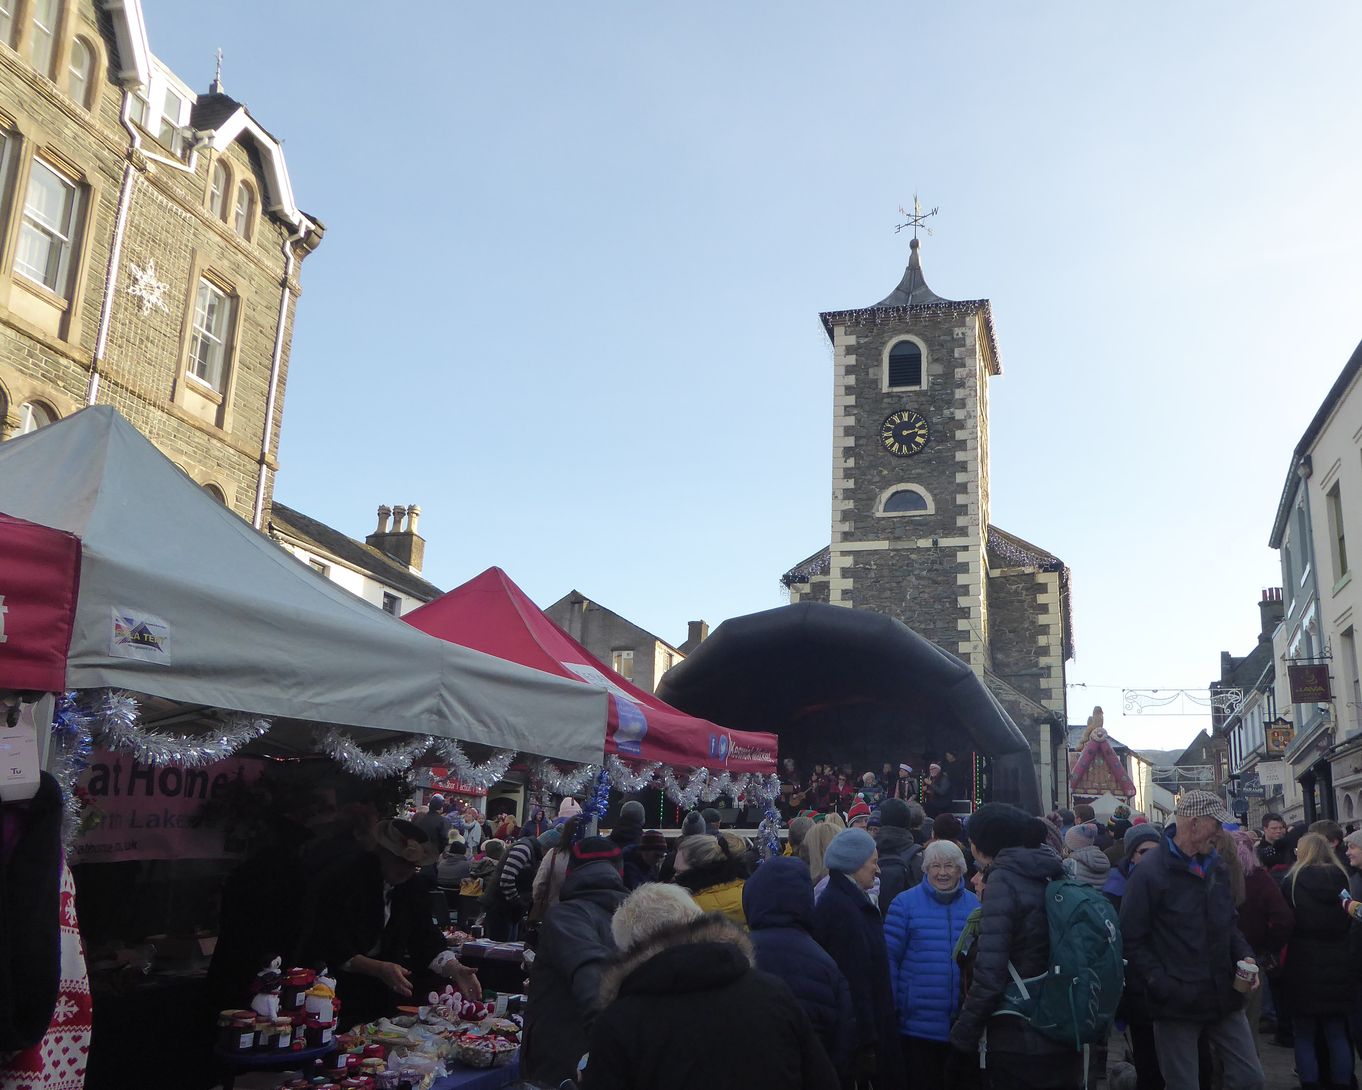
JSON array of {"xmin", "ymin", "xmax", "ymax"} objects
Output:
[
  {"xmin": 0, "ymin": 406, "xmax": 608, "ymax": 763},
  {"xmin": 655, "ymin": 601, "xmax": 1041, "ymax": 811}
]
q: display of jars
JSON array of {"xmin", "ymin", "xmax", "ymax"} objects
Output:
[{"xmin": 304, "ymin": 1016, "xmax": 336, "ymax": 1049}]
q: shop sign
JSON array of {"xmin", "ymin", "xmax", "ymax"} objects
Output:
[
  {"xmin": 1256, "ymin": 761, "xmax": 1287, "ymax": 786},
  {"xmin": 425, "ymin": 767, "xmax": 489, "ymax": 798},
  {"xmin": 1288, "ymin": 664, "xmax": 1333, "ymax": 704},
  {"xmin": 1266, "ymin": 720, "xmax": 1295, "ymax": 755},
  {"xmin": 70, "ymin": 748, "xmax": 264, "ymax": 863}
]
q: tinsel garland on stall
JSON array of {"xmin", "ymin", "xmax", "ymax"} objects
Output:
[{"xmin": 47, "ymin": 689, "xmax": 785, "ymax": 856}]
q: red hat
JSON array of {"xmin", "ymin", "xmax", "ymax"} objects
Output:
[{"xmin": 847, "ymin": 801, "xmax": 872, "ymax": 823}]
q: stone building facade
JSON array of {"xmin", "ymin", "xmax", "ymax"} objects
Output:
[
  {"xmin": 544, "ymin": 591, "xmax": 690, "ymax": 694},
  {"xmin": 0, "ymin": 0, "xmax": 320, "ymax": 524},
  {"xmin": 783, "ymin": 239, "xmax": 1073, "ymax": 806}
]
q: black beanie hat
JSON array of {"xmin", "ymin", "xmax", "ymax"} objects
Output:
[
  {"xmin": 568, "ymin": 835, "xmax": 623, "ymax": 874},
  {"xmin": 967, "ymin": 802, "xmax": 1043, "ymax": 858},
  {"xmin": 879, "ymin": 798, "xmax": 911, "ymax": 829}
]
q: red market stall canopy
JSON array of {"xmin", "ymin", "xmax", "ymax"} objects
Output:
[
  {"xmin": 404, "ymin": 566, "xmax": 778, "ymax": 774},
  {"xmin": 0, "ymin": 408, "xmax": 609, "ymax": 762},
  {"xmin": 0, "ymin": 512, "xmax": 80, "ymax": 692}
]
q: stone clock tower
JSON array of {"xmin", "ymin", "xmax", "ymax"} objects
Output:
[{"xmin": 783, "ymin": 237, "xmax": 1074, "ymax": 806}]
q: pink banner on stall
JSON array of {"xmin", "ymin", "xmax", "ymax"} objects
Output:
[{"xmin": 70, "ymin": 749, "xmax": 265, "ymax": 864}]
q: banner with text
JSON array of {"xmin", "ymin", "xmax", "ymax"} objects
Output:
[{"xmin": 70, "ymin": 749, "xmax": 265, "ymax": 864}]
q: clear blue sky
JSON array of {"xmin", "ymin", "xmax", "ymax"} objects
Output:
[{"xmin": 143, "ymin": 2, "xmax": 1362, "ymax": 752}]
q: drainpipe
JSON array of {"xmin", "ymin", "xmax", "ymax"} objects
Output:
[
  {"xmin": 88, "ymin": 93, "xmax": 207, "ymax": 404},
  {"xmin": 87, "ymin": 91, "xmax": 140, "ymax": 404},
  {"xmin": 252, "ymin": 219, "xmax": 309, "ymax": 529}
]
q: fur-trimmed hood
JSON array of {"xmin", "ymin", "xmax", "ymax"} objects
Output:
[{"xmin": 599, "ymin": 912, "xmax": 754, "ymax": 1007}]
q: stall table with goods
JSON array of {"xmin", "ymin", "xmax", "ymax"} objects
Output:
[{"xmin": 216, "ymin": 959, "xmax": 525, "ymax": 1090}]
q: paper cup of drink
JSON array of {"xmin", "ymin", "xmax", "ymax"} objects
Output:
[{"xmin": 1234, "ymin": 959, "xmax": 1258, "ymax": 993}]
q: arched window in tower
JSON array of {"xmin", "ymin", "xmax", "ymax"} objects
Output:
[
  {"xmin": 887, "ymin": 339, "xmax": 924, "ymax": 389},
  {"xmin": 876, "ymin": 484, "xmax": 933, "ymax": 517}
]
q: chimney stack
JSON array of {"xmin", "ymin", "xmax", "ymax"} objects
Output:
[
  {"xmin": 680, "ymin": 619, "xmax": 709, "ymax": 655},
  {"xmin": 365, "ymin": 501, "xmax": 426, "ymax": 574},
  {"xmin": 1259, "ymin": 586, "xmax": 1284, "ymax": 642}
]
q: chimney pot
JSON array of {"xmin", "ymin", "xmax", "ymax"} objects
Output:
[
  {"xmin": 392, "ymin": 504, "xmax": 407, "ymax": 530},
  {"xmin": 376, "ymin": 505, "xmax": 391, "ymax": 534},
  {"xmin": 407, "ymin": 504, "xmax": 421, "ymax": 534}
]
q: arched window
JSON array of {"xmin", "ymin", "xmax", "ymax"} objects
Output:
[
  {"xmin": 876, "ymin": 483, "xmax": 933, "ymax": 517},
  {"xmin": 232, "ymin": 181, "xmax": 253, "ymax": 239},
  {"xmin": 208, "ymin": 160, "xmax": 229, "ymax": 219},
  {"xmin": 67, "ymin": 36, "xmax": 92, "ymax": 107},
  {"xmin": 887, "ymin": 339, "xmax": 924, "ymax": 389},
  {"xmin": 17, "ymin": 400, "xmax": 56, "ymax": 435},
  {"xmin": 883, "ymin": 489, "xmax": 928, "ymax": 514},
  {"xmin": 202, "ymin": 482, "xmax": 226, "ymax": 504},
  {"xmin": 26, "ymin": 0, "xmax": 57, "ymax": 77},
  {"xmin": 1346, "ymin": 793, "xmax": 1355, "ymax": 820}
]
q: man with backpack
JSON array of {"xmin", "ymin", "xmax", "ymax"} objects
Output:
[
  {"xmin": 485, "ymin": 825, "xmax": 561, "ymax": 940},
  {"xmin": 1120, "ymin": 790, "xmax": 1265, "ymax": 1090},
  {"xmin": 875, "ymin": 797, "xmax": 924, "ymax": 916},
  {"xmin": 949, "ymin": 803, "xmax": 1101, "ymax": 1090}
]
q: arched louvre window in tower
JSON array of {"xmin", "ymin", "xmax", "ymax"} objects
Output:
[{"xmin": 887, "ymin": 340, "xmax": 922, "ymax": 388}]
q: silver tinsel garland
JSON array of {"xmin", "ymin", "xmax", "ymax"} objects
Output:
[
  {"xmin": 313, "ymin": 727, "xmax": 430, "ymax": 780},
  {"xmin": 430, "ymin": 739, "xmax": 516, "ymax": 792},
  {"xmin": 604, "ymin": 755, "xmax": 662, "ymax": 793},
  {"xmin": 530, "ymin": 758, "xmax": 601, "ymax": 797},
  {"xmin": 93, "ymin": 690, "xmax": 270, "ymax": 768},
  {"xmin": 661, "ymin": 767, "xmax": 711, "ymax": 809},
  {"xmin": 51, "ymin": 693, "xmax": 94, "ymax": 851}
]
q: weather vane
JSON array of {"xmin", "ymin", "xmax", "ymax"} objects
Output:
[{"xmin": 895, "ymin": 195, "xmax": 939, "ymax": 240}]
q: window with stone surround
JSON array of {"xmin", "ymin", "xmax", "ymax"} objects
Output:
[
  {"xmin": 157, "ymin": 84, "xmax": 190, "ymax": 158},
  {"xmin": 17, "ymin": 400, "xmax": 56, "ymax": 435},
  {"xmin": 1328, "ymin": 481, "xmax": 1349, "ymax": 584},
  {"xmin": 875, "ymin": 483, "xmax": 933, "ymax": 517},
  {"xmin": 15, "ymin": 157, "xmax": 82, "ymax": 297},
  {"xmin": 187, "ymin": 277, "xmax": 236, "ymax": 391},
  {"xmin": 26, "ymin": 0, "xmax": 58, "ymax": 78},
  {"xmin": 67, "ymin": 37, "xmax": 92, "ymax": 108},
  {"xmin": 208, "ymin": 160, "xmax": 229, "ymax": 220},
  {"xmin": 884, "ymin": 336, "xmax": 926, "ymax": 391},
  {"xmin": 611, "ymin": 649, "xmax": 635, "ymax": 681},
  {"xmin": 233, "ymin": 181, "xmax": 254, "ymax": 239}
]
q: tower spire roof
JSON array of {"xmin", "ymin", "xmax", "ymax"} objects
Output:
[{"xmin": 871, "ymin": 237, "xmax": 948, "ymax": 308}]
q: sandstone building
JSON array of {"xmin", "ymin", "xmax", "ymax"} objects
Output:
[
  {"xmin": 0, "ymin": 0, "xmax": 321, "ymax": 525},
  {"xmin": 782, "ymin": 238, "xmax": 1073, "ymax": 806}
]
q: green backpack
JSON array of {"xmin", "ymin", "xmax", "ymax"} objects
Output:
[{"xmin": 995, "ymin": 877, "xmax": 1123, "ymax": 1049}]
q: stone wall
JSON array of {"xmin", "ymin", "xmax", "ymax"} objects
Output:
[{"xmin": 0, "ymin": 1, "xmax": 313, "ymax": 520}]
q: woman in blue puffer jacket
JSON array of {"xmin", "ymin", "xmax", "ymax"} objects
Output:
[{"xmin": 884, "ymin": 838, "xmax": 980, "ymax": 1088}]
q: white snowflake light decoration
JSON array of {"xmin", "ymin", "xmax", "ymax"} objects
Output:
[{"xmin": 125, "ymin": 258, "xmax": 169, "ymax": 316}]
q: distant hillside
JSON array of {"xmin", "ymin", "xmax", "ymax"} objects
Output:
[{"xmin": 1135, "ymin": 748, "xmax": 1185, "ymax": 767}]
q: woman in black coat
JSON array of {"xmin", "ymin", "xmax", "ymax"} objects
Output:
[
  {"xmin": 1282, "ymin": 832, "xmax": 1355, "ymax": 1090},
  {"xmin": 582, "ymin": 888, "xmax": 838, "ymax": 1090},
  {"xmin": 810, "ymin": 829, "xmax": 904, "ymax": 1089},
  {"xmin": 949, "ymin": 803, "xmax": 1083, "ymax": 1090},
  {"xmin": 744, "ymin": 856, "xmax": 856, "ymax": 1077}
]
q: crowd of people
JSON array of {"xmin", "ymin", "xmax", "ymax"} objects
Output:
[{"xmin": 298, "ymin": 783, "xmax": 1362, "ymax": 1090}]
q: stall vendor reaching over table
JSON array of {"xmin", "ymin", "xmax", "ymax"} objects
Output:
[{"xmin": 294, "ymin": 818, "xmax": 481, "ymax": 1026}]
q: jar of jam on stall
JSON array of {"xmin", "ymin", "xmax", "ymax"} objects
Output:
[
  {"xmin": 281, "ymin": 967, "xmax": 317, "ymax": 1011},
  {"xmin": 216, "ymin": 1010, "xmax": 257, "ymax": 1053},
  {"xmin": 305, "ymin": 1016, "xmax": 336, "ymax": 1049}
]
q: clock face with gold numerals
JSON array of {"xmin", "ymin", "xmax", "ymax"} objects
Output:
[{"xmin": 880, "ymin": 408, "xmax": 930, "ymax": 457}]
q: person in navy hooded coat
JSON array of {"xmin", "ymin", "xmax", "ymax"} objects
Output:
[{"xmin": 744, "ymin": 856, "xmax": 856, "ymax": 1078}]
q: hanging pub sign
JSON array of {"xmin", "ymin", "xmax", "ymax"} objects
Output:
[
  {"xmin": 1288, "ymin": 664, "xmax": 1332, "ymax": 704},
  {"xmin": 1266, "ymin": 718, "xmax": 1295, "ymax": 755}
]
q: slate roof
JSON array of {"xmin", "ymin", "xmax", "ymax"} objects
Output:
[
  {"xmin": 188, "ymin": 91, "xmax": 241, "ymax": 132},
  {"xmin": 268, "ymin": 502, "xmax": 442, "ymax": 602}
]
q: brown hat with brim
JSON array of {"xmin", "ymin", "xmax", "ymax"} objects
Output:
[{"xmin": 373, "ymin": 818, "xmax": 440, "ymax": 866}]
